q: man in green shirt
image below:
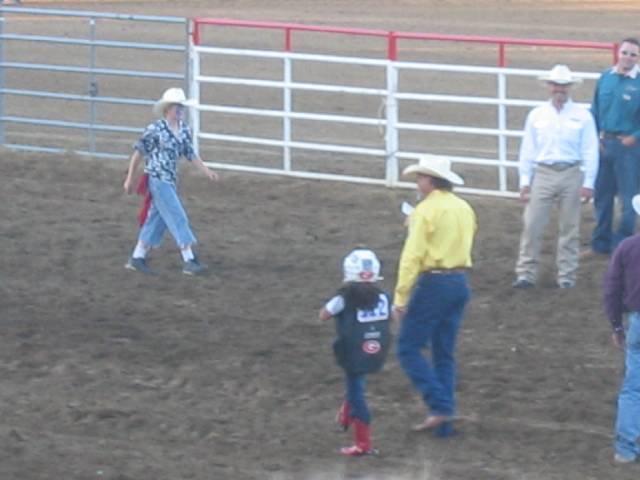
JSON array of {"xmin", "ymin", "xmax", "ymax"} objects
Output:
[{"xmin": 589, "ymin": 38, "xmax": 640, "ymax": 255}]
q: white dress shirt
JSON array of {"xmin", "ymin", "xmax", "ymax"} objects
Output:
[{"xmin": 518, "ymin": 99, "xmax": 599, "ymax": 189}]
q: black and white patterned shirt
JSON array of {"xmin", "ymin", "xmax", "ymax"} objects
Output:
[{"xmin": 134, "ymin": 119, "xmax": 197, "ymax": 184}]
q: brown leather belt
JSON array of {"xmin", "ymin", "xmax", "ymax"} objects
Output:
[{"xmin": 426, "ymin": 268, "xmax": 468, "ymax": 275}]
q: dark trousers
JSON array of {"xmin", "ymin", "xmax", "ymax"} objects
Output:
[
  {"xmin": 345, "ymin": 373, "xmax": 370, "ymax": 424},
  {"xmin": 396, "ymin": 272, "xmax": 470, "ymax": 416},
  {"xmin": 592, "ymin": 138, "xmax": 640, "ymax": 253}
]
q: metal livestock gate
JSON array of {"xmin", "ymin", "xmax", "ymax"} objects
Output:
[
  {"xmin": 0, "ymin": 6, "xmax": 188, "ymax": 158},
  {"xmin": 0, "ymin": 7, "xmax": 617, "ymax": 196}
]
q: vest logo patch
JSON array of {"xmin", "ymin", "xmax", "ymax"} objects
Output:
[{"xmin": 362, "ymin": 340, "xmax": 381, "ymax": 354}]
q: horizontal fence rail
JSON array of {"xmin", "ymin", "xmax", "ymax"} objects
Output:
[{"xmin": 192, "ymin": 18, "xmax": 616, "ymax": 65}]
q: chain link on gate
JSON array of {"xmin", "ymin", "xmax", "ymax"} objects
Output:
[{"xmin": 376, "ymin": 97, "xmax": 401, "ymax": 187}]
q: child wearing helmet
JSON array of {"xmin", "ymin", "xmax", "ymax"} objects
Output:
[{"xmin": 319, "ymin": 248, "xmax": 391, "ymax": 456}]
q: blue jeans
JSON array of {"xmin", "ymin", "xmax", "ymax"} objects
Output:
[
  {"xmin": 138, "ymin": 177, "xmax": 197, "ymax": 249},
  {"xmin": 345, "ymin": 373, "xmax": 370, "ymax": 424},
  {"xmin": 396, "ymin": 273, "xmax": 470, "ymax": 416},
  {"xmin": 615, "ymin": 311, "xmax": 640, "ymax": 460},
  {"xmin": 592, "ymin": 139, "xmax": 640, "ymax": 253}
]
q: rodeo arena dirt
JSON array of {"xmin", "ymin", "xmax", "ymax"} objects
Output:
[{"xmin": 2, "ymin": 0, "xmax": 640, "ymax": 479}]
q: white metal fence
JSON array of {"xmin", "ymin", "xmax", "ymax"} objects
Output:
[
  {"xmin": 190, "ymin": 44, "xmax": 601, "ymax": 197},
  {"xmin": 0, "ymin": 8, "xmax": 614, "ymax": 197}
]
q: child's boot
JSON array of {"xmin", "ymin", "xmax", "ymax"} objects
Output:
[{"xmin": 340, "ymin": 419, "xmax": 376, "ymax": 456}]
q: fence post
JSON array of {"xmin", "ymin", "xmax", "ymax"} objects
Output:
[
  {"xmin": 282, "ymin": 53, "xmax": 292, "ymax": 172},
  {"xmin": 385, "ymin": 60, "xmax": 399, "ymax": 186},
  {"xmin": 88, "ymin": 17, "xmax": 98, "ymax": 154},
  {"xmin": 0, "ymin": 13, "xmax": 6, "ymax": 146},
  {"xmin": 497, "ymin": 70, "xmax": 508, "ymax": 193},
  {"xmin": 184, "ymin": 20, "xmax": 192, "ymax": 93},
  {"xmin": 189, "ymin": 36, "xmax": 200, "ymax": 155}
]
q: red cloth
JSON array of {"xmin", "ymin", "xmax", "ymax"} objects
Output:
[{"xmin": 136, "ymin": 173, "xmax": 152, "ymax": 227}]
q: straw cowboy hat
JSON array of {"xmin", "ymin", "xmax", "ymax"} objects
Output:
[
  {"xmin": 402, "ymin": 154, "xmax": 464, "ymax": 185},
  {"xmin": 538, "ymin": 64, "xmax": 583, "ymax": 86},
  {"xmin": 153, "ymin": 87, "xmax": 196, "ymax": 116}
]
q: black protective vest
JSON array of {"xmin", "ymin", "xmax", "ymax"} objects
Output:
[{"xmin": 333, "ymin": 291, "xmax": 391, "ymax": 375}]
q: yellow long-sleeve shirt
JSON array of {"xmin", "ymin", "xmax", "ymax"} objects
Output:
[{"xmin": 394, "ymin": 189, "xmax": 477, "ymax": 307}]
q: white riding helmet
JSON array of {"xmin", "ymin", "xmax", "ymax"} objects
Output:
[{"xmin": 342, "ymin": 248, "xmax": 383, "ymax": 283}]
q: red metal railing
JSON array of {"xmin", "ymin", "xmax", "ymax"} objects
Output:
[
  {"xmin": 192, "ymin": 18, "xmax": 389, "ymax": 55},
  {"xmin": 389, "ymin": 32, "xmax": 617, "ymax": 65},
  {"xmin": 192, "ymin": 18, "xmax": 617, "ymax": 66}
]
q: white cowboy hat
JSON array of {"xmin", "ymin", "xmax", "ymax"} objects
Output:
[
  {"xmin": 402, "ymin": 154, "xmax": 464, "ymax": 186},
  {"xmin": 538, "ymin": 64, "xmax": 583, "ymax": 85},
  {"xmin": 633, "ymin": 194, "xmax": 640, "ymax": 216},
  {"xmin": 152, "ymin": 87, "xmax": 196, "ymax": 116},
  {"xmin": 343, "ymin": 248, "xmax": 383, "ymax": 283}
]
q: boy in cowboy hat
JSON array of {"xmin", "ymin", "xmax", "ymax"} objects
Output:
[
  {"xmin": 392, "ymin": 154, "xmax": 476, "ymax": 435},
  {"xmin": 513, "ymin": 64, "xmax": 598, "ymax": 289},
  {"xmin": 123, "ymin": 87, "xmax": 219, "ymax": 275},
  {"xmin": 319, "ymin": 248, "xmax": 391, "ymax": 456}
]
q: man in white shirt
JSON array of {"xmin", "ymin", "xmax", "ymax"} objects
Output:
[{"xmin": 513, "ymin": 64, "xmax": 599, "ymax": 289}]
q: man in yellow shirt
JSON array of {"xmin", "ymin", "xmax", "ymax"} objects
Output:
[{"xmin": 393, "ymin": 154, "xmax": 476, "ymax": 435}]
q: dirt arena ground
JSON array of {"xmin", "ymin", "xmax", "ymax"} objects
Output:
[{"xmin": 3, "ymin": 1, "xmax": 640, "ymax": 479}]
